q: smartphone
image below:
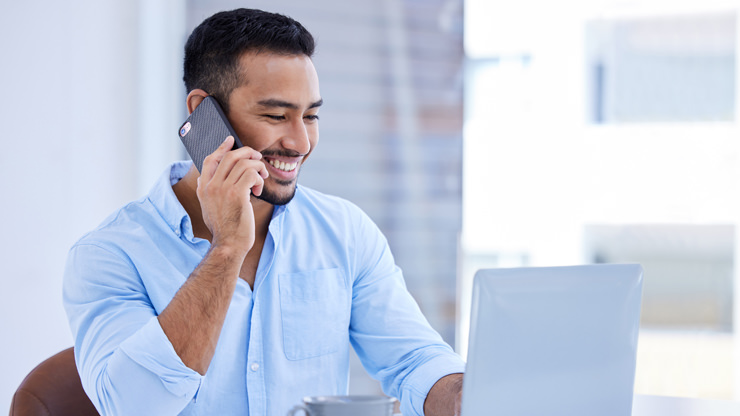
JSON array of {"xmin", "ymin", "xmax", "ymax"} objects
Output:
[{"xmin": 178, "ymin": 96, "xmax": 243, "ymax": 173}]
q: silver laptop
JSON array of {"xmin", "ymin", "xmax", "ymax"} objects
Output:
[{"xmin": 461, "ymin": 264, "xmax": 644, "ymax": 416}]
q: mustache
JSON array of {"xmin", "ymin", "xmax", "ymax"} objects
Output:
[{"xmin": 260, "ymin": 149, "xmax": 305, "ymax": 158}]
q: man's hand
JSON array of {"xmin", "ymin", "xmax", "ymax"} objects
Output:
[
  {"xmin": 197, "ymin": 136, "xmax": 269, "ymax": 254},
  {"xmin": 424, "ymin": 373, "xmax": 464, "ymax": 415},
  {"xmin": 158, "ymin": 135, "xmax": 268, "ymax": 375}
]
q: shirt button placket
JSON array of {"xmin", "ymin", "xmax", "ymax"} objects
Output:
[{"xmin": 247, "ymin": 299, "xmax": 265, "ymax": 416}]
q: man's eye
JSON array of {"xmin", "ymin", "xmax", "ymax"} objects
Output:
[
  {"xmin": 304, "ymin": 115, "xmax": 320, "ymax": 121},
  {"xmin": 265, "ymin": 115, "xmax": 285, "ymax": 120}
]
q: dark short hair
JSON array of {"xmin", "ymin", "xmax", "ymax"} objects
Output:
[{"xmin": 183, "ymin": 8, "xmax": 315, "ymax": 113}]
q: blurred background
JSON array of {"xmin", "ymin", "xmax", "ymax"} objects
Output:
[
  {"xmin": 0, "ymin": 0, "xmax": 737, "ymax": 411},
  {"xmin": 462, "ymin": 0, "xmax": 739, "ymax": 401}
]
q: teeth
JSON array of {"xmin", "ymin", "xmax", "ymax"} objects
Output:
[{"xmin": 269, "ymin": 159, "xmax": 298, "ymax": 172}]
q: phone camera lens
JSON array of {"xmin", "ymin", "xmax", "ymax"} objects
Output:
[{"xmin": 179, "ymin": 122, "xmax": 192, "ymax": 137}]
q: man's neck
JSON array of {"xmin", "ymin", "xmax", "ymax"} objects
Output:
[{"xmin": 172, "ymin": 165, "xmax": 274, "ymax": 243}]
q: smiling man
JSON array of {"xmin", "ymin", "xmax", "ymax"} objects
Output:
[{"xmin": 63, "ymin": 8, "xmax": 464, "ymax": 416}]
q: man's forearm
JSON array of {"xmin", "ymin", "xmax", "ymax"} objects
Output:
[
  {"xmin": 424, "ymin": 373, "xmax": 464, "ymax": 416},
  {"xmin": 158, "ymin": 244, "xmax": 244, "ymax": 375}
]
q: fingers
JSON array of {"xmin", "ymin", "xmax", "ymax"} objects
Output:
[
  {"xmin": 200, "ymin": 135, "xmax": 268, "ymax": 182},
  {"xmin": 211, "ymin": 143, "xmax": 264, "ymax": 184},
  {"xmin": 215, "ymin": 150, "xmax": 268, "ymax": 195},
  {"xmin": 229, "ymin": 159, "xmax": 266, "ymax": 196},
  {"xmin": 198, "ymin": 135, "xmax": 269, "ymax": 199}
]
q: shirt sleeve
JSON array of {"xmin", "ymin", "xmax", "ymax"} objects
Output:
[
  {"xmin": 63, "ymin": 242, "xmax": 203, "ymax": 416},
  {"xmin": 348, "ymin": 211, "xmax": 466, "ymax": 416}
]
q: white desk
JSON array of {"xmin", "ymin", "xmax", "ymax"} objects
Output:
[{"xmin": 633, "ymin": 394, "xmax": 740, "ymax": 415}]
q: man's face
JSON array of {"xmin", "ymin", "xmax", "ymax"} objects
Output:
[{"xmin": 225, "ymin": 52, "xmax": 322, "ymax": 205}]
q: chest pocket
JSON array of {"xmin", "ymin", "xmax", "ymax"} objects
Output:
[{"xmin": 279, "ymin": 268, "xmax": 350, "ymax": 360}]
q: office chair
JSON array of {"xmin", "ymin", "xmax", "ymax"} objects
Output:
[{"xmin": 9, "ymin": 347, "xmax": 99, "ymax": 416}]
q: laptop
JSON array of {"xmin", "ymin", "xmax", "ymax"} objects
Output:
[{"xmin": 461, "ymin": 264, "xmax": 644, "ymax": 416}]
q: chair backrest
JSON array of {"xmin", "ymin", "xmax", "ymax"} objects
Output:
[{"xmin": 9, "ymin": 347, "xmax": 99, "ymax": 416}]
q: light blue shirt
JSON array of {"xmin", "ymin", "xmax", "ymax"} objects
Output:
[{"xmin": 64, "ymin": 161, "xmax": 465, "ymax": 416}]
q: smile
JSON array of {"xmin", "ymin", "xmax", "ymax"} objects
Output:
[{"xmin": 267, "ymin": 159, "xmax": 298, "ymax": 172}]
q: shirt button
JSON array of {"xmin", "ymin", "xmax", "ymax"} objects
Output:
[{"xmin": 250, "ymin": 363, "xmax": 260, "ymax": 372}]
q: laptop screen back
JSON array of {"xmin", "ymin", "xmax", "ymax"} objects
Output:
[{"xmin": 462, "ymin": 264, "xmax": 643, "ymax": 416}]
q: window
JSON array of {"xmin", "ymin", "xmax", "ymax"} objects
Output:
[
  {"xmin": 586, "ymin": 13, "xmax": 736, "ymax": 123},
  {"xmin": 462, "ymin": 0, "xmax": 740, "ymax": 400}
]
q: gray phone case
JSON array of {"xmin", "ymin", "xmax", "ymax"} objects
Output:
[{"xmin": 178, "ymin": 96, "xmax": 243, "ymax": 172}]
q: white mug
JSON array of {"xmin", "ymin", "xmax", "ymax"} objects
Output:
[{"xmin": 287, "ymin": 395, "xmax": 397, "ymax": 416}]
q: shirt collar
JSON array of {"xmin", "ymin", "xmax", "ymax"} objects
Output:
[
  {"xmin": 148, "ymin": 161, "xmax": 297, "ymax": 242},
  {"xmin": 147, "ymin": 161, "xmax": 193, "ymax": 240}
]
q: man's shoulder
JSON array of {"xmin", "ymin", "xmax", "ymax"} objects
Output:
[
  {"xmin": 73, "ymin": 162, "xmax": 187, "ymax": 251},
  {"xmin": 73, "ymin": 196, "xmax": 160, "ymax": 251}
]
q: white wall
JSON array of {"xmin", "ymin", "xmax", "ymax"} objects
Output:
[
  {"xmin": 0, "ymin": 1, "xmax": 183, "ymax": 412},
  {"xmin": 0, "ymin": 1, "xmax": 461, "ymax": 410}
]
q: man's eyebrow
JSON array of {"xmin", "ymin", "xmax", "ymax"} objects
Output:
[
  {"xmin": 309, "ymin": 98, "xmax": 323, "ymax": 109},
  {"xmin": 256, "ymin": 99, "xmax": 298, "ymax": 110},
  {"xmin": 256, "ymin": 98, "xmax": 323, "ymax": 110}
]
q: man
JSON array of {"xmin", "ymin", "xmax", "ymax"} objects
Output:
[{"xmin": 64, "ymin": 8, "xmax": 464, "ymax": 416}]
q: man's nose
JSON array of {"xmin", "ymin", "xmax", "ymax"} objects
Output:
[{"xmin": 281, "ymin": 119, "xmax": 311, "ymax": 155}]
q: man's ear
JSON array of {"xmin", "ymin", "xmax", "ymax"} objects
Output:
[{"xmin": 186, "ymin": 89, "xmax": 209, "ymax": 114}]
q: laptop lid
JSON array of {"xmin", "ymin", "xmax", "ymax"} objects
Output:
[{"xmin": 461, "ymin": 264, "xmax": 643, "ymax": 416}]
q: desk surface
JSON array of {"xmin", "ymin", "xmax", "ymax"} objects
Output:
[{"xmin": 633, "ymin": 395, "xmax": 740, "ymax": 415}]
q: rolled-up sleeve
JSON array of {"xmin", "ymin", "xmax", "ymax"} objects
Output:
[
  {"xmin": 348, "ymin": 212, "xmax": 466, "ymax": 416},
  {"xmin": 63, "ymin": 242, "xmax": 203, "ymax": 416}
]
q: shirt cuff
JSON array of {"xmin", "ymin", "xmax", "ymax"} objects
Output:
[
  {"xmin": 118, "ymin": 316, "xmax": 204, "ymax": 400},
  {"xmin": 400, "ymin": 352, "xmax": 466, "ymax": 416}
]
